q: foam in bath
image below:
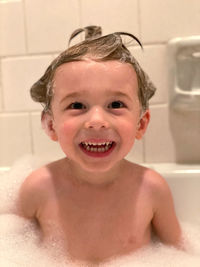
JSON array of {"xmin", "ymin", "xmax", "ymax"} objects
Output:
[{"xmin": 1, "ymin": 156, "xmax": 200, "ymax": 266}]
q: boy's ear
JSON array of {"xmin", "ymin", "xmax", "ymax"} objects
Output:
[
  {"xmin": 136, "ymin": 110, "xmax": 150, "ymax": 140},
  {"xmin": 41, "ymin": 111, "xmax": 58, "ymax": 141}
]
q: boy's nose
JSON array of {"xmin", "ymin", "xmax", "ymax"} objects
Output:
[{"xmin": 84, "ymin": 107, "xmax": 110, "ymax": 130}]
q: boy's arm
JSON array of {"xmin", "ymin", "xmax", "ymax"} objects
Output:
[{"xmin": 150, "ymin": 171, "xmax": 183, "ymax": 248}]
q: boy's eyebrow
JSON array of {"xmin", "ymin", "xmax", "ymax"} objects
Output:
[
  {"xmin": 105, "ymin": 91, "xmax": 132, "ymax": 100},
  {"xmin": 60, "ymin": 91, "xmax": 87, "ymax": 103},
  {"xmin": 60, "ymin": 90, "xmax": 132, "ymax": 103}
]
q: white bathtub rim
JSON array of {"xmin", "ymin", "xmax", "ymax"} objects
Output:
[
  {"xmin": 0, "ymin": 163, "xmax": 200, "ymax": 175},
  {"xmin": 0, "ymin": 167, "xmax": 10, "ymax": 173},
  {"xmin": 144, "ymin": 163, "xmax": 200, "ymax": 175}
]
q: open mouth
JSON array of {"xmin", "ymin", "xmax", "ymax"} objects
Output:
[{"xmin": 79, "ymin": 141, "xmax": 116, "ymax": 157}]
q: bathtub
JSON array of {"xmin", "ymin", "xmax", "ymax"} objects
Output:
[
  {"xmin": 147, "ymin": 163, "xmax": 200, "ymax": 224},
  {"xmin": 1, "ymin": 162, "xmax": 199, "ymax": 223},
  {"xmin": 0, "ymin": 161, "xmax": 200, "ymax": 266},
  {"xmin": 0, "ymin": 166, "xmax": 10, "ymax": 173}
]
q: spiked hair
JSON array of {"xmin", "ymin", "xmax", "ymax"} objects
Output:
[{"xmin": 30, "ymin": 26, "xmax": 156, "ymax": 113}]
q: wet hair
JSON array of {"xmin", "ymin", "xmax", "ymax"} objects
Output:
[{"xmin": 30, "ymin": 25, "xmax": 156, "ymax": 113}]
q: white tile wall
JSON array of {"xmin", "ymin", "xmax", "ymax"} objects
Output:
[
  {"xmin": 31, "ymin": 113, "xmax": 65, "ymax": 161},
  {"xmin": 0, "ymin": 113, "xmax": 32, "ymax": 166},
  {"xmin": 131, "ymin": 45, "xmax": 169, "ymax": 105},
  {"xmin": 0, "ymin": 0, "xmax": 200, "ymax": 167},
  {"xmin": 169, "ymin": 109, "xmax": 200, "ymax": 163},
  {"xmin": 0, "ymin": 1, "xmax": 26, "ymax": 56},
  {"xmin": 0, "ymin": 85, "xmax": 3, "ymax": 111},
  {"xmin": 1, "ymin": 55, "xmax": 53, "ymax": 111},
  {"xmin": 144, "ymin": 105, "xmax": 176, "ymax": 163},
  {"xmin": 81, "ymin": 0, "xmax": 140, "ymax": 37},
  {"xmin": 140, "ymin": 0, "xmax": 200, "ymax": 43},
  {"xmin": 24, "ymin": 0, "xmax": 80, "ymax": 53},
  {"xmin": 125, "ymin": 140, "xmax": 144, "ymax": 164}
]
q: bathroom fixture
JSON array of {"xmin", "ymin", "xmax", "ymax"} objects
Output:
[{"xmin": 168, "ymin": 36, "xmax": 200, "ymax": 111}]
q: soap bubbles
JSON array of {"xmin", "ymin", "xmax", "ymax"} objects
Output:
[{"xmin": 0, "ymin": 155, "xmax": 200, "ymax": 266}]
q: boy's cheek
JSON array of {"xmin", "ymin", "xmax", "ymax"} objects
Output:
[
  {"xmin": 61, "ymin": 120, "xmax": 77, "ymax": 133},
  {"xmin": 57, "ymin": 121, "xmax": 79, "ymax": 142}
]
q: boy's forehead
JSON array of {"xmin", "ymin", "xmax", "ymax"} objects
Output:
[{"xmin": 53, "ymin": 60, "xmax": 138, "ymax": 87}]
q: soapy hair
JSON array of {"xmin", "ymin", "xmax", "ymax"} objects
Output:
[{"xmin": 30, "ymin": 25, "xmax": 156, "ymax": 113}]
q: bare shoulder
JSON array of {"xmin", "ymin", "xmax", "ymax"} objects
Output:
[
  {"xmin": 141, "ymin": 166, "xmax": 183, "ymax": 246},
  {"xmin": 127, "ymin": 162, "xmax": 182, "ymax": 247},
  {"xmin": 136, "ymin": 165, "xmax": 176, "ymax": 213},
  {"xmin": 17, "ymin": 160, "xmax": 61, "ymax": 219},
  {"xmin": 127, "ymin": 161, "xmax": 171, "ymax": 198},
  {"xmin": 141, "ymin": 165, "xmax": 172, "ymax": 199},
  {"xmin": 143, "ymin": 166, "xmax": 169, "ymax": 188},
  {"xmin": 19, "ymin": 158, "xmax": 67, "ymax": 194},
  {"xmin": 21, "ymin": 162, "xmax": 54, "ymax": 191}
]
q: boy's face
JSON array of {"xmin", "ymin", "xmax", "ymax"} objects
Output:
[{"xmin": 44, "ymin": 60, "xmax": 150, "ymax": 173}]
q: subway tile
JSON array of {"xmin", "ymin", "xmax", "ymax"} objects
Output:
[
  {"xmin": 144, "ymin": 105, "xmax": 176, "ymax": 163},
  {"xmin": 24, "ymin": 0, "xmax": 80, "ymax": 53},
  {"xmin": 1, "ymin": 55, "xmax": 53, "ymax": 111},
  {"xmin": 0, "ymin": 1, "xmax": 26, "ymax": 56},
  {"xmin": 125, "ymin": 140, "xmax": 144, "ymax": 164},
  {"xmin": 146, "ymin": 106, "xmax": 200, "ymax": 164},
  {"xmin": 169, "ymin": 109, "xmax": 200, "ymax": 163},
  {"xmin": 81, "ymin": 0, "xmax": 139, "ymax": 37},
  {"xmin": 0, "ymin": 85, "xmax": 3, "ymax": 111},
  {"xmin": 0, "ymin": 113, "xmax": 32, "ymax": 167},
  {"xmin": 130, "ymin": 45, "xmax": 169, "ymax": 105},
  {"xmin": 31, "ymin": 113, "xmax": 65, "ymax": 162},
  {"xmin": 140, "ymin": 0, "xmax": 200, "ymax": 43}
]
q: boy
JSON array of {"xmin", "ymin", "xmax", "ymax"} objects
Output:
[{"xmin": 17, "ymin": 26, "xmax": 183, "ymax": 265}]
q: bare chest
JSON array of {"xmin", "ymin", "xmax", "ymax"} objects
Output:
[{"xmin": 38, "ymin": 187, "xmax": 153, "ymax": 262}]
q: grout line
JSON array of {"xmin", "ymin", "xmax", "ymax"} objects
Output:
[
  {"xmin": 0, "ymin": 59, "xmax": 5, "ymax": 110},
  {"xmin": 137, "ymin": 0, "xmax": 142, "ymax": 40},
  {"xmin": 0, "ymin": 43, "xmax": 167, "ymax": 59},
  {"xmin": 143, "ymin": 41, "xmax": 168, "ymax": 46},
  {"xmin": 22, "ymin": 0, "xmax": 29, "ymax": 53},
  {"xmin": 0, "ymin": 0, "xmax": 21, "ymax": 3},
  {"xmin": 149, "ymin": 103, "xmax": 169, "ymax": 109},
  {"xmin": 0, "ymin": 112, "xmax": 30, "ymax": 118},
  {"xmin": 28, "ymin": 112, "xmax": 34, "ymax": 154},
  {"xmin": 78, "ymin": 0, "xmax": 82, "ymax": 27},
  {"xmin": 0, "ymin": 52, "xmax": 56, "ymax": 61},
  {"xmin": 143, "ymin": 137, "xmax": 147, "ymax": 163},
  {"xmin": 0, "ymin": 44, "xmax": 168, "ymax": 59},
  {"xmin": 0, "ymin": 110, "xmax": 42, "ymax": 116}
]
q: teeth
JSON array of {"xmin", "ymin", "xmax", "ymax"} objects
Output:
[
  {"xmin": 81, "ymin": 141, "xmax": 114, "ymax": 152},
  {"xmin": 82, "ymin": 141, "xmax": 113, "ymax": 146}
]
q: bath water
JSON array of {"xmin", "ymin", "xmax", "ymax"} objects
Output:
[{"xmin": 1, "ymin": 156, "xmax": 200, "ymax": 266}]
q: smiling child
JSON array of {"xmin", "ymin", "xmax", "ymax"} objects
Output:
[{"xmin": 17, "ymin": 26, "xmax": 183, "ymax": 265}]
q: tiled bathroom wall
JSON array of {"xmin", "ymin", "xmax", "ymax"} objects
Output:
[{"xmin": 0, "ymin": 0, "xmax": 200, "ymax": 167}]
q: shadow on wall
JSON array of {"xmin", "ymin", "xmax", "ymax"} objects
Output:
[{"xmin": 169, "ymin": 109, "xmax": 200, "ymax": 164}]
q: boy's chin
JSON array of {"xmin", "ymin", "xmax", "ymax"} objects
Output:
[{"xmin": 79, "ymin": 162, "xmax": 117, "ymax": 174}]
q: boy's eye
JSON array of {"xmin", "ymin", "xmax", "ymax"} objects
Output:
[
  {"xmin": 68, "ymin": 102, "xmax": 86, "ymax": 109},
  {"xmin": 108, "ymin": 101, "xmax": 126, "ymax": 109}
]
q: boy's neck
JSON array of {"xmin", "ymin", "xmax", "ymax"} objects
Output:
[{"xmin": 65, "ymin": 159, "xmax": 127, "ymax": 188}]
